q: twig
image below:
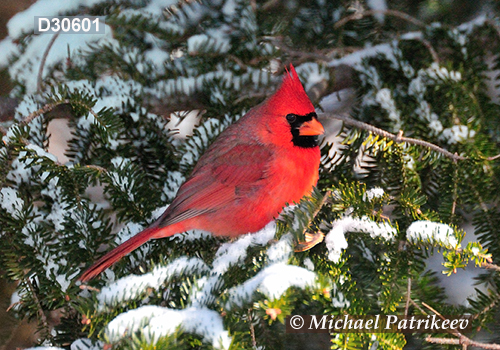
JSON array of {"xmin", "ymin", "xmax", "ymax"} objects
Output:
[
  {"xmin": 79, "ymin": 284, "xmax": 101, "ymax": 292},
  {"xmin": 294, "ymin": 190, "xmax": 331, "ymax": 252},
  {"xmin": 37, "ymin": 32, "xmax": 61, "ymax": 93},
  {"xmin": 486, "ymin": 19, "xmax": 500, "ymax": 41},
  {"xmin": 404, "ymin": 278, "xmax": 411, "ymax": 316},
  {"xmin": 334, "ymin": 9, "xmax": 426, "ymax": 29},
  {"xmin": 85, "ymin": 164, "xmax": 108, "ymax": 173},
  {"xmin": 248, "ymin": 309, "xmax": 257, "ymax": 349},
  {"xmin": 426, "ymin": 336, "xmax": 500, "ymax": 350},
  {"xmin": 261, "ymin": 0, "xmax": 280, "ymax": 11},
  {"xmin": 470, "ymin": 294, "xmax": 500, "ymax": 322},
  {"xmin": 420, "ymin": 301, "xmax": 500, "ymax": 350},
  {"xmin": 481, "ymin": 262, "xmax": 500, "ymax": 272},
  {"xmin": 419, "ymin": 38, "xmax": 440, "ymax": 63},
  {"xmin": 25, "ymin": 277, "xmax": 51, "ymax": 339},
  {"xmin": 321, "ymin": 112, "xmax": 500, "ymax": 162},
  {"xmin": 408, "ymin": 298, "xmax": 427, "ymax": 315},
  {"xmin": 421, "ymin": 302, "xmax": 450, "ymax": 323},
  {"xmin": 21, "ymin": 99, "xmax": 71, "ymax": 125},
  {"xmin": 261, "ymin": 36, "xmax": 358, "ymax": 62}
]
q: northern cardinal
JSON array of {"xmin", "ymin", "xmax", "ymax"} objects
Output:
[{"xmin": 79, "ymin": 64, "xmax": 324, "ymax": 282}]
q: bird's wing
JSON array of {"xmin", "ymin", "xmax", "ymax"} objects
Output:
[{"xmin": 155, "ymin": 143, "xmax": 273, "ymax": 227}]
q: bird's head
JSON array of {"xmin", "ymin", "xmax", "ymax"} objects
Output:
[{"xmin": 260, "ymin": 64, "xmax": 324, "ymax": 148}]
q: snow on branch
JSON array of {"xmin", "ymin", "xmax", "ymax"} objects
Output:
[
  {"xmin": 225, "ymin": 263, "xmax": 317, "ymax": 309},
  {"xmin": 105, "ymin": 305, "xmax": 231, "ymax": 350},
  {"xmin": 325, "ymin": 216, "xmax": 397, "ymax": 263},
  {"xmin": 96, "ymin": 256, "xmax": 209, "ymax": 310},
  {"xmin": 406, "ymin": 221, "xmax": 458, "ymax": 248}
]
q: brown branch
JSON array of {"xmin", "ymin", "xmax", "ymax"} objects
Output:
[
  {"xmin": 85, "ymin": 164, "xmax": 108, "ymax": 173},
  {"xmin": 481, "ymin": 262, "xmax": 500, "ymax": 272},
  {"xmin": 426, "ymin": 336, "xmax": 500, "ymax": 350},
  {"xmin": 321, "ymin": 112, "xmax": 468, "ymax": 160},
  {"xmin": 421, "ymin": 300, "xmax": 500, "ymax": 350},
  {"xmin": 486, "ymin": 19, "xmax": 500, "ymax": 41},
  {"xmin": 20, "ymin": 100, "xmax": 71, "ymax": 125},
  {"xmin": 37, "ymin": 32, "xmax": 61, "ymax": 93},
  {"xmin": 25, "ymin": 277, "xmax": 51, "ymax": 339},
  {"xmin": 261, "ymin": 36, "xmax": 360, "ymax": 64},
  {"xmin": 321, "ymin": 112, "xmax": 500, "ymax": 162},
  {"xmin": 470, "ymin": 294, "xmax": 500, "ymax": 323},
  {"xmin": 418, "ymin": 38, "xmax": 440, "ymax": 63},
  {"xmin": 248, "ymin": 309, "xmax": 257, "ymax": 349},
  {"xmin": 334, "ymin": 9, "xmax": 426, "ymax": 29},
  {"xmin": 294, "ymin": 190, "xmax": 331, "ymax": 252},
  {"xmin": 409, "ymin": 298, "xmax": 428, "ymax": 315},
  {"xmin": 404, "ymin": 278, "xmax": 411, "ymax": 316}
]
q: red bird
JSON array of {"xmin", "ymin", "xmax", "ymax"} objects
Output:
[{"xmin": 79, "ymin": 64, "xmax": 324, "ymax": 282}]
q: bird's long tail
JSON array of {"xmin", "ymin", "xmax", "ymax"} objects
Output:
[{"xmin": 78, "ymin": 225, "xmax": 174, "ymax": 282}]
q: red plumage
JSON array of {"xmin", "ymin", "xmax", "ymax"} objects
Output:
[{"xmin": 79, "ymin": 64, "xmax": 324, "ymax": 282}]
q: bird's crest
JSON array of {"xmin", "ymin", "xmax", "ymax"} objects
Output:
[{"xmin": 265, "ymin": 64, "xmax": 315, "ymax": 116}]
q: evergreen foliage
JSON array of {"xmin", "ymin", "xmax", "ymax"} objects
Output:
[{"xmin": 1, "ymin": 0, "xmax": 500, "ymax": 349}]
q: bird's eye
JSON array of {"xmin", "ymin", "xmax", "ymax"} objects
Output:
[{"xmin": 286, "ymin": 114, "xmax": 297, "ymax": 123}]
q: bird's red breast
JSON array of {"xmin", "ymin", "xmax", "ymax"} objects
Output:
[{"xmin": 151, "ymin": 64, "xmax": 323, "ymax": 237}]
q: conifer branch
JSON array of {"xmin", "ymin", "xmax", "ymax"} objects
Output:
[{"xmin": 471, "ymin": 293, "xmax": 500, "ymax": 322}]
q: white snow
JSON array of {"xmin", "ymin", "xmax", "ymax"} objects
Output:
[
  {"xmin": 325, "ymin": 226, "xmax": 348, "ymax": 263},
  {"xmin": 364, "ymin": 187, "xmax": 384, "ymax": 201},
  {"xmin": 329, "ymin": 43, "xmax": 392, "ymax": 68},
  {"xmin": 105, "ymin": 305, "xmax": 231, "ymax": 349},
  {"xmin": 0, "ymin": 187, "xmax": 24, "ymax": 220},
  {"xmin": 375, "ymin": 88, "xmax": 402, "ymax": 131},
  {"xmin": 187, "ymin": 27, "xmax": 231, "ymax": 54},
  {"xmin": 407, "ymin": 221, "xmax": 458, "ymax": 247},
  {"xmin": 70, "ymin": 339, "xmax": 104, "ymax": 350},
  {"xmin": 331, "ymin": 290, "xmax": 351, "ymax": 308},
  {"xmin": 367, "ymin": 0, "xmax": 387, "ymax": 23},
  {"xmin": 325, "ymin": 216, "xmax": 397, "ymax": 262},
  {"xmin": 0, "ymin": 38, "xmax": 19, "ymax": 67},
  {"xmin": 457, "ymin": 15, "xmax": 487, "ymax": 34},
  {"xmin": 190, "ymin": 222, "xmax": 277, "ymax": 308},
  {"xmin": 212, "ymin": 223, "xmax": 276, "ymax": 274},
  {"xmin": 303, "ymin": 257, "xmax": 315, "ymax": 271},
  {"xmin": 295, "ymin": 62, "xmax": 329, "ymax": 92},
  {"xmin": 7, "ymin": 28, "xmax": 115, "ymax": 93},
  {"xmin": 265, "ymin": 233, "xmax": 293, "ymax": 263},
  {"xmin": 226, "ymin": 263, "xmax": 317, "ymax": 308},
  {"xmin": 97, "ymin": 257, "xmax": 209, "ymax": 309},
  {"xmin": 440, "ymin": 125, "xmax": 476, "ymax": 144},
  {"xmin": 26, "ymin": 144, "xmax": 58, "ymax": 163}
]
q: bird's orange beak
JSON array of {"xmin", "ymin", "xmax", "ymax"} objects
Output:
[{"xmin": 298, "ymin": 118, "xmax": 324, "ymax": 136}]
